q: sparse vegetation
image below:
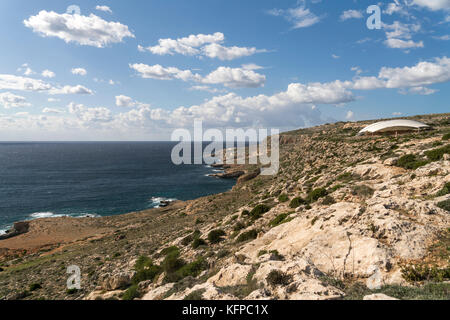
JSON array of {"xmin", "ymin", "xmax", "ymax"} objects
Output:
[
  {"xmin": 236, "ymin": 229, "xmax": 258, "ymax": 243},
  {"xmin": 266, "ymin": 270, "xmax": 292, "ymax": 286},
  {"xmin": 397, "ymin": 154, "xmax": 429, "ymax": 170},
  {"xmin": 278, "ymin": 194, "xmax": 289, "ymax": 202},
  {"xmin": 249, "ymin": 204, "xmax": 271, "ymax": 220},
  {"xmin": 437, "ymin": 199, "xmax": 450, "ymax": 212},
  {"xmin": 208, "ymin": 229, "xmax": 226, "ymax": 244},
  {"xmin": 289, "ymin": 197, "xmax": 306, "ymax": 208}
]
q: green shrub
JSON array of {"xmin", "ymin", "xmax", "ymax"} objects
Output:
[
  {"xmin": 249, "ymin": 204, "xmax": 271, "ymax": 220},
  {"xmin": 397, "ymin": 154, "xmax": 429, "ymax": 170},
  {"xmin": 266, "ymin": 270, "xmax": 292, "ymax": 286},
  {"xmin": 289, "ymin": 197, "xmax": 306, "ymax": 208},
  {"xmin": 176, "ymin": 257, "xmax": 208, "ymax": 279},
  {"xmin": 66, "ymin": 288, "xmax": 79, "ymax": 295},
  {"xmin": 233, "ymin": 221, "xmax": 246, "ymax": 232},
  {"xmin": 269, "ymin": 250, "xmax": 284, "ymax": 261},
  {"xmin": 351, "ymin": 185, "xmax": 374, "ymax": 198},
  {"xmin": 217, "ymin": 249, "xmax": 230, "ymax": 258},
  {"xmin": 160, "ymin": 246, "xmax": 180, "ymax": 257},
  {"xmin": 436, "ymin": 182, "xmax": 450, "ymax": 197},
  {"xmin": 307, "ymin": 188, "xmax": 328, "ymax": 203},
  {"xmin": 236, "ymin": 229, "xmax": 258, "ymax": 243},
  {"xmin": 401, "ymin": 264, "xmax": 450, "ymax": 283},
  {"xmin": 192, "ymin": 237, "xmax": 207, "ymax": 249},
  {"xmin": 132, "ymin": 264, "xmax": 162, "ymax": 285},
  {"xmin": 122, "ymin": 285, "xmax": 140, "ymax": 300},
  {"xmin": 134, "ymin": 256, "xmax": 153, "ymax": 270},
  {"xmin": 437, "ymin": 199, "xmax": 450, "ymax": 212},
  {"xmin": 29, "ymin": 283, "xmax": 42, "ymax": 291},
  {"xmin": 162, "ymin": 251, "xmax": 186, "ymax": 274},
  {"xmin": 424, "ymin": 144, "xmax": 450, "ymax": 161},
  {"xmin": 208, "ymin": 229, "xmax": 226, "ymax": 244},
  {"xmin": 269, "ymin": 213, "xmax": 291, "ymax": 228},
  {"xmin": 241, "ymin": 210, "xmax": 250, "ymax": 216},
  {"xmin": 321, "ymin": 195, "xmax": 336, "ymax": 205},
  {"xmin": 183, "ymin": 289, "xmax": 206, "ymax": 300},
  {"xmin": 278, "ymin": 194, "xmax": 289, "ymax": 202},
  {"xmin": 443, "ymin": 133, "xmax": 450, "ymax": 141}
]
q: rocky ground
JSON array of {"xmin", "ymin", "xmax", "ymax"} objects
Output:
[{"xmin": 0, "ymin": 113, "xmax": 449, "ymax": 300}]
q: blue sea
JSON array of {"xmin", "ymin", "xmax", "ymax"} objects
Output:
[{"xmin": 0, "ymin": 142, "xmax": 235, "ymax": 234}]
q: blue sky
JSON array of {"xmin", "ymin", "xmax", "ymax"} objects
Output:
[{"xmin": 0, "ymin": 0, "xmax": 448, "ymax": 140}]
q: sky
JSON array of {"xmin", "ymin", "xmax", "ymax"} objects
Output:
[{"xmin": 0, "ymin": 0, "xmax": 448, "ymax": 141}]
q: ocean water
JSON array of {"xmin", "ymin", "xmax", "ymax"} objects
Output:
[{"xmin": 0, "ymin": 142, "xmax": 235, "ymax": 233}]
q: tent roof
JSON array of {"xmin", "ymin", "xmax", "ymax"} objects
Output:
[{"xmin": 358, "ymin": 119, "xmax": 430, "ymax": 135}]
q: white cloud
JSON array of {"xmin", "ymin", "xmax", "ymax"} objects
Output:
[
  {"xmin": 383, "ymin": 21, "xmax": 424, "ymax": 49},
  {"xmin": 392, "ymin": 112, "xmax": 403, "ymax": 116},
  {"xmin": 130, "ymin": 64, "xmax": 266, "ymax": 88},
  {"xmin": 202, "ymin": 67, "xmax": 266, "ymax": 88},
  {"xmin": 141, "ymin": 32, "xmax": 264, "ymax": 60},
  {"xmin": 340, "ymin": 10, "xmax": 363, "ymax": 21},
  {"xmin": 189, "ymin": 85, "xmax": 225, "ymax": 93},
  {"xmin": 48, "ymin": 98, "xmax": 60, "ymax": 102},
  {"xmin": 71, "ymin": 68, "xmax": 87, "ymax": 76},
  {"xmin": 24, "ymin": 10, "xmax": 134, "ymax": 48},
  {"xmin": 95, "ymin": 5, "xmax": 112, "ymax": 13},
  {"xmin": 350, "ymin": 56, "xmax": 450, "ymax": 92},
  {"xmin": 385, "ymin": 38, "xmax": 424, "ymax": 48},
  {"xmin": 400, "ymin": 86, "xmax": 438, "ymax": 95},
  {"xmin": 202, "ymin": 43, "xmax": 263, "ymax": 61},
  {"xmin": 332, "ymin": 54, "xmax": 340, "ymax": 59},
  {"xmin": 42, "ymin": 70, "xmax": 56, "ymax": 78},
  {"xmin": 49, "ymin": 85, "xmax": 94, "ymax": 95},
  {"xmin": 0, "ymin": 92, "xmax": 31, "ymax": 108},
  {"xmin": 242, "ymin": 63, "xmax": 264, "ymax": 70},
  {"xmin": 116, "ymin": 95, "xmax": 136, "ymax": 107},
  {"xmin": 68, "ymin": 102, "xmax": 112, "ymax": 125},
  {"xmin": 433, "ymin": 34, "xmax": 450, "ymax": 40},
  {"xmin": 346, "ymin": 110, "xmax": 354, "ymax": 119},
  {"xmin": 351, "ymin": 66, "xmax": 363, "ymax": 75},
  {"xmin": 0, "ymin": 74, "xmax": 52, "ymax": 91},
  {"xmin": 413, "ymin": 0, "xmax": 450, "ymax": 11},
  {"xmin": 42, "ymin": 107, "xmax": 64, "ymax": 114},
  {"xmin": 268, "ymin": 6, "xmax": 321, "ymax": 29}
]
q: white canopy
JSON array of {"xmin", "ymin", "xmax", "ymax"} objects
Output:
[{"xmin": 358, "ymin": 119, "xmax": 430, "ymax": 135}]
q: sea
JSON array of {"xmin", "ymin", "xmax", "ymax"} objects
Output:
[{"xmin": 0, "ymin": 142, "xmax": 235, "ymax": 234}]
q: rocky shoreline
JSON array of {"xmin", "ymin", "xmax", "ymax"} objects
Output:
[{"xmin": 0, "ymin": 113, "xmax": 449, "ymax": 300}]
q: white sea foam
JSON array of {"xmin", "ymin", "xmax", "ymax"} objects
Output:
[
  {"xmin": 28, "ymin": 211, "xmax": 100, "ymax": 220},
  {"xmin": 149, "ymin": 196, "xmax": 177, "ymax": 208},
  {"xmin": 30, "ymin": 212, "xmax": 65, "ymax": 219}
]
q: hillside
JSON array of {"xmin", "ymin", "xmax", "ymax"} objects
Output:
[{"xmin": 0, "ymin": 113, "xmax": 449, "ymax": 300}]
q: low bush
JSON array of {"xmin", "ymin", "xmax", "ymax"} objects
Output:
[
  {"xmin": 306, "ymin": 188, "xmax": 328, "ymax": 203},
  {"xmin": 443, "ymin": 133, "xmax": 450, "ymax": 141},
  {"xmin": 122, "ymin": 285, "xmax": 140, "ymax": 300},
  {"xmin": 236, "ymin": 230, "xmax": 258, "ymax": 243},
  {"xmin": 208, "ymin": 229, "xmax": 226, "ymax": 244},
  {"xmin": 266, "ymin": 270, "xmax": 293, "ymax": 286},
  {"xmin": 269, "ymin": 213, "xmax": 291, "ymax": 228},
  {"xmin": 437, "ymin": 199, "xmax": 450, "ymax": 212},
  {"xmin": 397, "ymin": 154, "xmax": 429, "ymax": 170},
  {"xmin": 183, "ymin": 289, "xmax": 206, "ymax": 300},
  {"xmin": 249, "ymin": 204, "xmax": 271, "ymax": 220},
  {"xmin": 278, "ymin": 194, "xmax": 289, "ymax": 203},
  {"xmin": 351, "ymin": 185, "xmax": 374, "ymax": 198},
  {"xmin": 289, "ymin": 197, "xmax": 306, "ymax": 208},
  {"xmin": 401, "ymin": 264, "xmax": 450, "ymax": 283},
  {"xmin": 192, "ymin": 237, "xmax": 207, "ymax": 249},
  {"xmin": 162, "ymin": 251, "xmax": 186, "ymax": 274},
  {"xmin": 29, "ymin": 283, "xmax": 42, "ymax": 291},
  {"xmin": 160, "ymin": 246, "xmax": 180, "ymax": 257},
  {"xmin": 436, "ymin": 182, "xmax": 450, "ymax": 197},
  {"xmin": 425, "ymin": 144, "xmax": 450, "ymax": 161}
]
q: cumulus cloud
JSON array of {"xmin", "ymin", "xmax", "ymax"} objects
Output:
[
  {"xmin": 116, "ymin": 95, "xmax": 136, "ymax": 107},
  {"xmin": 0, "ymin": 74, "xmax": 52, "ymax": 91},
  {"xmin": 413, "ymin": 0, "xmax": 450, "ymax": 11},
  {"xmin": 268, "ymin": 6, "xmax": 321, "ymax": 29},
  {"xmin": 95, "ymin": 5, "xmax": 112, "ymax": 13},
  {"xmin": 68, "ymin": 102, "xmax": 112, "ymax": 125},
  {"xmin": 0, "ymin": 92, "xmax": 31, "ymax": 108},
  {"xmin": 42, "ymin": 107, "xmax": 64, "ymax": 114},
  {"xmin": 42, "ymin": 70, "xmax": 55, "ymax": 78},
  {"xmin": 130, "ymin": 64, "xmax": 266, "ymax": 88},
  {"xmin": 350, "ymin": 56, "xmax": 450, "ymax": 93},
  {"xmin": 71, "ymin": 68, "xmax": 87, "ymax": 76},
  {"xmin": 49, "ymin": 85, "xmax": 94, "ymax": 95},
  {"xmin": 140, "ymin": 32, "xmax": 264, "ymax": 60},
  {"xmin": 340, "ymin": 10, "xmax": 363, "ymax": 21},
  {"xmin": 383, "ymin": 21, "xmax": 424, "ymax": 49},
  {"xmin": 24, "ymin": 10, "xmax": 134, "ymax": 48}
]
